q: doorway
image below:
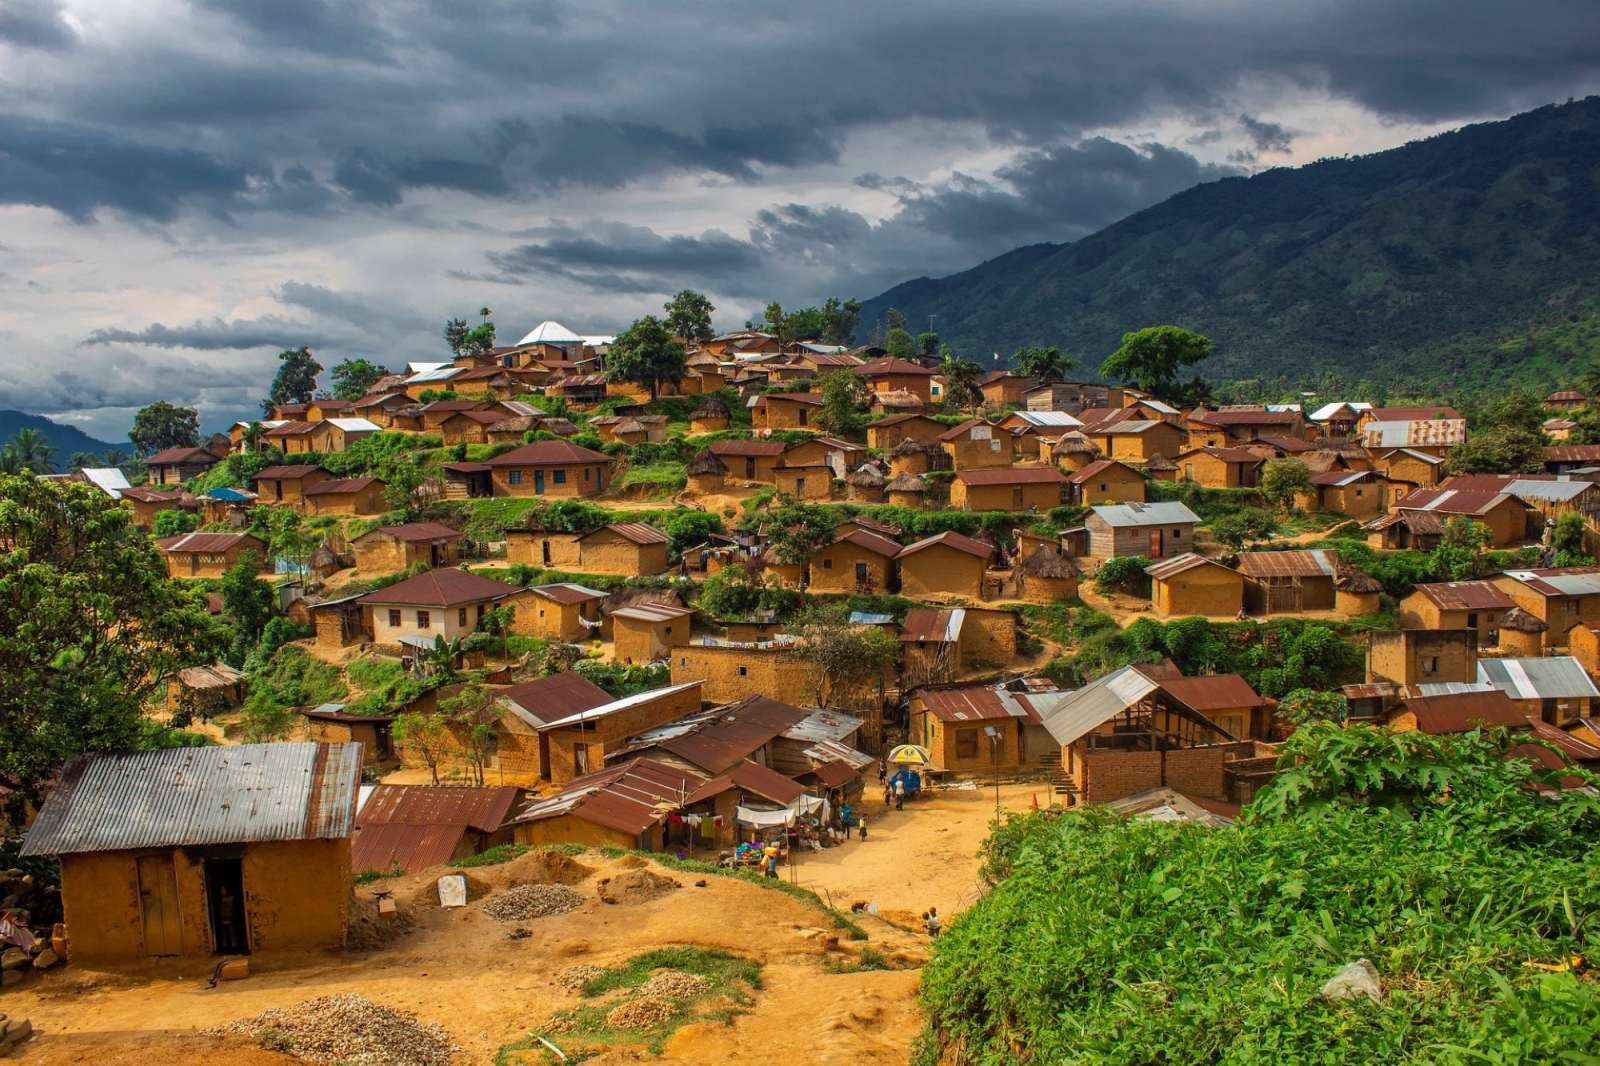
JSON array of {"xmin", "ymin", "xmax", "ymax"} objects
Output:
[
  {"xmin": 534, "ymin": 470, "xmax": 546, "ymax": 495},
  {"xmin": 203, "ymin": 857, "xmax": 248, "ymax": 955},
  {"xmin": 137, "ymin": 855, "xmax": 183, "ymax": 957}
]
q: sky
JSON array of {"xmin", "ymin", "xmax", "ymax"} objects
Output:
[{"xmin": 1, "ymin": 0, "xmax": 1597, "ymax": 441}]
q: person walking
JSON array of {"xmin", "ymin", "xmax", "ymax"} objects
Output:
[
  {"xmin": 894, "ymin": 777, "xmax": 906, "ymax": 811},
  {"xmin": 878, "ymin": 758, "xmax": 887, "ymax": 786},
  {"xmin": 763, "ymin": 840, "xmax": 781, "ymax": 879},
  {"xmin": 925, "ymin": 906, "xmax": 941, "ymax": 937},
  {"xmin": 857, "ymin": 815, "xmax": 868, "ymax": 841}
]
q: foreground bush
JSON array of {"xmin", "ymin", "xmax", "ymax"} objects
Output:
[{"xmin": 917, "ymin": 726, "xmax": 1600, "ymax": 1065}]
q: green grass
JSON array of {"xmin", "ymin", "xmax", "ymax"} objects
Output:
[
  {"xmin": 614, "ymin": 461, "xmax": 687, "ymax": 496},
  {"xmin": 497, "ymin": 947, "xmax": 762, "ymax": 1064},
  {"xmin": 823, "ymin": 946, "xmax": 898, "ymax": 973},
  {"xmin": 447, "ymin": 844, "xmax": 532, "ymax": 868}
]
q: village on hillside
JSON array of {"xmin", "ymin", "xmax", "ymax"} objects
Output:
[{"xmin": 4, "ymin": 307, "xmax": 1600, "ymax": 1064}]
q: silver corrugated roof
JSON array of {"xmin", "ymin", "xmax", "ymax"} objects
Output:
[
  {"xmin": 1507, "ymin": 479, "xmax": 1593, "ymax": 502},
  {"xmin": 1477, "ymin": 657, "xmax": 1600, "ymax": 701},
  {"xmin": 1037, "ymin": 665, "xmax": 1161, "ymax": 746},
  {"xmin": 781, "ymin": 709, "xmax": 864, "ymax": 744},
  {"xmin": 20, "ymin": 742, "xmax": 361, "ymax": 856},
  {"xmin": 1090, "ymin": 501, "xmax": 1201, "ymax": 528}
]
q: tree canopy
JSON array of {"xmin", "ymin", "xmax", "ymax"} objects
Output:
[
  {"xmin": 607, "ymin": 315, "xmax": 688, "ymax": 400},
  {"xmin": 130, "ymin": 401, "xmax": 201, "ymax": 457},
  {"xmin": 329, "ymin": 358, "xmax": 388, "ymax": 401},
  {"xmin": 819, "ymin": 369, "xmax": 870, "ymax": 437},
  {"xmin": 664, "ymin": 290, "xmax": 716, "ymax": 344},
  {"xmin": 1260, "ymin": 459, "xmax": 1314, "ymax": 511},
  {"xmin": 763, "ymin": 500, "xmax": 839, "ymax": 597},
  {"xmin": 2, "ymin": 429, "xmax": 57, "ymax": 474},
  {"xmin": 263, "ymin": 346, "xmax": 323, "ymax": 414},
  {"xmin": 1448, "ymin": 424, "xmax": 1544, "ymax": 474},
  {"xmin": 1100, "ymin": 325, "xmax": 1212, "ymax": 400},
  {"xmin": 1010, "ymin": 345, "xmax": 1078, "ymax": 383},
  {"xmin": 0, "ymin": 475, "xmax": 221, "ymax": 800}
]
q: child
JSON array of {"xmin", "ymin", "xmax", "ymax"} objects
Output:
[
  {"xmin": 925, "ymin": 907, "xmax": 941, "ymax": 938},
  {"xmin": 857, "ymin": 815, "xmax": 868, "ymax": 841}
]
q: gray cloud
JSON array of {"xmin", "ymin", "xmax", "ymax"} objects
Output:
[
  {"xmin": 82, "ymin": 316, "xmax": 330, "ymax": 351},
  {"xmin": 488, "ymin": 222, "xmax": 768, "ymax": 294},
  {"xmin": 1239, "ymin": 114, "xmax": 1294, "ymax": 154},
  {"xmin": 192, "ymin": 0, "xmax": 392, "ymax": 61},
  {"xmin": 0, "ymin": 0, "xmax": 74, "ymax": 49}
]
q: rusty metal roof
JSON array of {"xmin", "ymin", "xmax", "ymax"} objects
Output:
[
  {"xmin": 895, "ymin": 530, "xmax": 991, "ymax": 560},
  {"xmin": 809, "ymin": 760, "xmax": 860, "ymax": 788},
  {"xmin": 957, "ymin": 466, "xmax": 1067, "ymax": 486},
  {"xmin": 1158, "ymin": 674, "xmax": 1266, "ymax": 712},
  {"xmin": 527, "ymin": 582, "xmax": 608, "ymax": 605},
  {"xmin": 358, "ymin": 784, "xmax": 518, "ymax": 833},
  {"xmin": 611, "ymin": 602, "xmax": 694, "ymax": 624},
  {"xmin": 303, "ymin": 476, "xmax": 383, "ymax": 495},
  {"xmin": 1543, "ymin": 445, "xmax": 1600, "ymax": 463},
  {"xmin": 485, "ymin": 440, "xmax": 611, "ymax": 465},
  {"xmin": 356, "ymin": 568, "xmax": 520, "ymax": 608},
  {"xmin": 359, "ymin": 522, "xmax": 465, "ymax": 543},
  {"xmin": 255, "ymin": 465, "xmax": 327, "ymax": 480},
  {"xmin": 831, "ymin": 529, "xmax": 903, "ymax": 557},
  {"xmin": 1362, "ymin": 419, "xmax": 1468, "ymax": 448},
  {"xmin": 613, "ymin": 696, "xmax": 809, "ymax": 776},
  {"xmin": 1401, "ymin": 690, "xmax": 1526, "ymax": 734},
  {"xmin": 1411, "ymin": 581, "xmax": 1516, "ymax": 611},
  {"xmin": 145, "ymin": 446, "xmax": 218, "ymax": 464},
  {"xmin": 499, "ymin": 672, "xmax": 615, "ymax": 728},
  {"xmin": 1234, "ymin": 550, "xmax": 1337, "ymax": 578},
  {"xmin": 20, "ymin": 742, "xmax": 361, "ymax": 856},
  {"xmin": 159, "ymin": 532, "xmax": 264, "ymax": 554},
  {"xmin": 1144, "ymin": 553, "xmax": 1233, "ymax": 581},
  {"xmin": 727, "ymin": 760, "xmax": 807, "ymax": 804},
  {"xmin": 710, "ymin": 439, "xmax": 788, "ymax": 456},
  {"xmin": 174, "ymin": 663, "xmax": 245, "ymax": 690},
  {"xmin": 1190, "ymin": 409, "xmax": 1302, "ymax": 426},
  {"xmin": 917, "ymin": 685, "xmax": 1047, "ymax": 725},
  {"xmin": 582, "ymin": 522, "xmax": 669, "ymax": 546},
  {"xmin": 900, "ymin": 608, "xmax": 964, "ymax": 643},
  {"xmin": 510, "ymin": 758, "xmax": 709, "ymax": 836}
]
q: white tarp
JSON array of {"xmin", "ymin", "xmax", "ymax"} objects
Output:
[
  {"xmin": 735, "ymin": 795, "xmax": 826, "ymax": 828},
  {"xmin": 437, "ymin": 874, "xmax": 468, "ymax": 908}
]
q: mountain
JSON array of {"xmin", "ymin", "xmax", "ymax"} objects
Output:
[
  {"xmin": 0, "ymin": 410, "xmax": 124, "ymax": 458},
  {"xmin": 859, "ymin": 97, "xmax": 1600, "ymax": 397}
]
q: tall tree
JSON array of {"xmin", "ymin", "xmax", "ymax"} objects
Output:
[
  {"xmin": 440, "ymin": 682, "xmax": 502, "ymax": 786},
  {"xmin": 5, "ymin": 429, "xmax": 58, "ymax": 473},
  {"xmin": 941, "ymin": 352, "xmax": 985, "ymax": 413},
  {"xmin": 1100, "ymin": 326, "xmax": 1212, "ymax": 401},
  {"xmin": 1010, "ymin": 345, "xmax": 1079, "ymax": 384},
  {"xmin": 764, "ymin": 500, "xmax": 839, "ymax": 600},
  {"xmin": 819, "ymin": 297, "xmax": 863, "ymax": 346},
  {"xmin": 607, "ymin": 315, "xmax": 688, "ymax": 400},
  {"xmin": 444, "ymin": 317, "xmax": 471, "ymax": 357},
  {"xmin": 885, "ymin": 327, "xmax": 917, "ymax": 358},
  {"xmin": 130, "ymin": 401, "xmax": 201, "ymax": 457},
  {"xmin": 790, "ymin": 603, "xmax": 900, "ymax": 708},
  {"xmin": 664, "ymin": 290, "xmax": 716, "ymax": 344},
  {"xmin": 1261, "ymin": 459, "xmax": 1314, "ymax": 512},
  {"xmin": 819, "ymin": 369, "xmax": 870, "ymax": 437},
  {"xmin": 0, "ymin": 476, "xmax": 220, "ymax": 800},
  {"xmin": 68, "ymin": 451, "xmax": 97, "ymax": 474},
  {"xmin": 393, "ymin": 710, "xmax": 449, "ymax": 784},
  {"xmin": 1448, "ymin": 425, "xmax": 1544, "ymax": 474},
  {"xmin": 263, "ymin": 346, "xmax": 323, "ymax": 414},
  {"xmin": 219, "ymin": 550, "xmax": 276, "ymax": 667},
  {"xmin": 918, "ymin": 332, "xmax": 941, "ymax": 360},
  {"xmin": 884, "ymin": 308, "xmax": 908, "ymax": 333},
  {"xmin": 329, "ymin": 358, "xmax": 388, "ymax": 400}
]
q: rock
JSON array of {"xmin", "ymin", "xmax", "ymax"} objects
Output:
[
  {"xmin": 0, "ymin": 950, "xmax": 26, "ymax": 971},
  {"xmin": 1321, "ymin": 958, "xmax": 1382, "ymax": 1005},
  {"xmin": 0, "ymin": 971, "xmax": 19, "ymax": 989},
  {"xmin": 0, "ymin": 1019, "xmax": 30, "ymax": 1043},
  {"xmin": 31, "ymin": 949, "xmax": 57, "ymax": 970}
]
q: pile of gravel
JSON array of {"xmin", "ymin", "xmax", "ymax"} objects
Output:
[
  {"xmin": 637, "ymin": 971, "xmax": 712, "ymax": 999},
  {"xmin": 213, "ymin": 993, "xmax": 456, "ymax": 1066},
  {"xmin": 605, "ymin": 998, "xmax": 674, "ymax": 1030},
  {"xmin": 555, "ymin": 965, "xmax": 604, "ymax": 992},
  {"xmin": 483, "ymin": 883, "xmax": 584, "ymax": 922}
]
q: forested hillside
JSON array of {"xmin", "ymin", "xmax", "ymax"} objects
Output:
[
  {"xmin": 861, "ymin": 97, "xmax": 1600, "ymax": 398},
  {"xmin": 0, "ymin": 410, "xmax": 121, "ymax": 456}
]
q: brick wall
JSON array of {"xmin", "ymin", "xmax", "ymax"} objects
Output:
[{"xmin": 1082, "ymin": 749, "xmax": 1164, "ymax": 804}]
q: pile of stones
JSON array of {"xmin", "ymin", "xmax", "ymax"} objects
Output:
[
  {"xmin": 0, "ymin": 1016, "xmax": 34, "ymax": 1059},
  {"xmin": 213, "ymin": 993, "xmax": 457, "ymax": 1066},
  {"xmin": 482, "ymin": 883, "xmax": 584, "ymax": 922},
  {"xmin": 0, "ymin": 866, "xmax": 62, "ymax": 989}
]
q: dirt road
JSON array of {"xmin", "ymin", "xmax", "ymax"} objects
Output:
[{"xmin": 4, "ymin": 786, "xmax": 1036, "ymax": 1066}]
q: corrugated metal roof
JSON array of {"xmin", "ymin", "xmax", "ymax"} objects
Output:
[
  {"xmin": 499, "ymin": 673, "xmax": 614, "ymax": 728},
  {"xmin": 611, "ymin": 602, "xmax": 695, "ymax": 624},
  {"xmin": 528, "ymin": 582, "xmax": 608, "ymax": 604},
  {"xmin": 1159, "ymin": 675, "xmax": 1265, "ymax": 713},
  {"xmin": 832, "ymin": 529, "xmax": 902, "ymax": 557},
  {"xmin": 1235, "ymin": 550, "xmax": 1337, "ymax": 579},
  {"xmin": 956, "ymin": 466, "xmax": 1067, "ymax": 485},
  {"xmin": 510, "ymin": 758, "xmax": 707, "ymax": 836},
  {"xmin": 1089, "ymin": 501, "xmax": 1200, "ymax": 529},
  {"xmin": 727, "ymin": 760, "xmax": 807, "ymax": 804},
  {"xmin": 358, "ymin": 522, "xmax": 465, "ymax": 543},
  {"xmin": 1037, "ymin": 665, "xmax": 1162, "ymax": 746},
  {"xmin": 1108, "ymin": 787, "xmax": 1237, "ymax": 827},
  {"xmin": 1502, "ymin": 567, "xmax": 1600, "ymax": 597},
  {"xmin": 539, "ymin": 681, "xmax": 703, "ymax": 729},
  {"xmin": 583, "ymin": 522, "xmax": 669, "ymax": 546},
  {"xmin": 802, "ymin": 739, "xmax": 874, "ymax": 770},
  {"xmin": 1362, "ymin": 419, "xmax": 1467, "ymax": 448},
  {"xmin": 20, "ymin": 743, "xmax": 360, "ymax": 856},
  {"xmin": 357, "ymin": 785, "xmax": 518, "ymax": 833},
  {"xmin": 356, "ymin": 569, "xmax": 519, "ymax": 608},
  {"xmin": 896, "ymin": 530, "xmax": 992, "ymax": 560},
  {"xmin": 1144, "ymin": 553, "xmax": 1231, "ymax": 581},
  {"xmin": 1396, "ymin": 488, "xmax": 1514, "ymax": 516},
  {"xmin": 1411, "ymin": 581, "xmax": 1516, "ymax": 611},
  {"xmin": 900, "ymin": 608, "xmax": 965, "ymax": 643},
  {"xmin": 1402, "ymin": 690, "xmax": 1527, "ymax": 734},
  {"xmin": 780, "ymin": 710, "xmax": 864, "ymax": 744},
  {"xmin": 161, "ymin": 532, "xmax": 264, "ymax": 554},
  {"xmin": 1478, "ymin": 657, "xmax": 1600, "ymax": 701},
  {"xmin": 174, "ymin": 663, "xmax": 245, "ymax": 690},
  {"xmin": 80, "ymin": 468, "xmax": 131, "ymax": 497},
  {"xmin": 613, "ymin": 696, "xmax": 809, "ymax": 776}
]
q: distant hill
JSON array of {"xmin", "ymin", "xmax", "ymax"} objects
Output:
[
  {"xmin": 859, "ymin": 97, "xmax": 1600, "ymax": 397},
  {"xmin": 0, "ymin": 410, "xmax": 124, "ymax": 458}
]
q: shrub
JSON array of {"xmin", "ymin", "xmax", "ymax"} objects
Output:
[
  {"xmin": 152, "ymin": 508, "xmax": 200, "ymax": 537},
  {"xmin": 1093, "ymin": 555, "xmax": 1152, "ymax": 595}
]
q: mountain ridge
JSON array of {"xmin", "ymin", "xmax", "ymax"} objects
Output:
[
  {"xmin": 858, "ymin": 96, "xmax": 1600, "ymax": 396},
  {"xmin": 0, "ymin": 410, "xmax": 124, "ymax": 456}
]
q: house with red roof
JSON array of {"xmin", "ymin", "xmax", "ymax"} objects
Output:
[
  {"xmin": 355, "ymin": 568, "xmax": 527, "ymax": 645},
  {"xmin": 484, "ymin": 440, "xmax": 612, "ymax": 497},
  {"xmin": 156, "ymin": 531, "xmax": 267, "ymax": 578},
  {"xmin": 950, "ymin": 466, "xmax": 1067, "ymax": 512}
]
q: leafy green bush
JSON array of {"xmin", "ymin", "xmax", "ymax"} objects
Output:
[
  {"xmin": 151, "ymin": 508, "xmax": 200, "ymax": 537},
  {"xmin": 575, "ymin": 659, "xmax": 671, "ymax": 695},
  {"xmin": 239, "ymin": 644, "xmax": 346, "ymax": 741},
  {"xmin": 920, "ymin": 726, "xmax": 1600, "ymax": 1066},
  {"xmin": 1093, "ymin": 555, "xmax": 1152, "ymax": 595},
  {"xmin": 665, "ymin": 509, "xmax": 725, "ymax": 554}
]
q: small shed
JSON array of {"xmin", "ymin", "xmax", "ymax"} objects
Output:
[
  {"xmin": 685, "ymin": 450, "xmax": 728, "ymax": 493},
  {"xmin": 524, "ymin": 583, "xmax": 608, "ymax": 642},
  {"xmin": 1334, "ymin": 565, "xmax": 1384, "ymax": 618},
  {"xmin": 1477, "ymin": 656, "xmax": 1600, "ymax": 725},
  {"xmin": 167, "ymin": 663, "xmax": 246, "ymax": 719},
  {"xmin": 689, "ymin": 397, "xmax": 730, "ymax": 434},
  {"xmin": 1067, "ymin": 459, "xmax": 1147, "ymax": 506},
  {"xmin": 896, "ymin": 531, "xmax": 991, "ymax": 600},
  {"xmin": 1144, "ymin": 554, "xmax": 1244, "ymax": 618},
  {"xmin": 885, "ymin": 472, "xmax": 928, "ymax": 509},
  {"xmin": 846, "ymin": 467, "xmax": 887, "ymax": 504},
  {"xmin": 612, "ymin": 601, "xmax": 695, "ymax": 663},
  {"xmin": 19, "ymin": 742, "xmax": 361, "ymax": 962},
  {"xmin": 1497, "ymin": 607, "xmax": 1550, "ymax": 657},
  {"xmin": 352, "ymin": 785, "xmax": 519, "ymax": 875},
  {"xmin": 301, "ymin": 703, "xmax": 396, "ymax": 768},
  {"xmin": 578, "ymin": 522, "xmax": 670, "ymax": 576},
  {"xmin": 1236, "ymin": 550, "xmax": 1338, "ymax": 614},
  {"xmin": 1018, "ymin": 545, "xmax": 1079, "ymax": 604},
  {"xmin": 351, "ymin": 522, "xmax": 465, "ymax": 573},
  {"xmin": 1084, "ymin": 501, "xmax": 1200, "ymax": 559}
]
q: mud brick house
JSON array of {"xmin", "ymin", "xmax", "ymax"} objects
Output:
[
  {"xmin": 157, "ymin": 531, "xmax": 267, "ymax": 579},
  {"xmin": 750, "ymin": 392, "xmax": 824, "ymax": 432},
  {"xmin": 909, "ymin": 684, "xmax": 1067, "ymax": 773},
  {"xmin": 1018, "ymin": 545, "xmax": 1080, "ymax": 603},
  {"xmin": 1390, "ymin": 488, "xmax": 1532, "ymax": 548},
  {"xmin": 524, "ymin": 583, "xmax": 608, "ymax": 641},
  {"xmin": 689, "ymin": 397, "xmax": 730, "ymax": 434},
  {"xmin": 1174, "ymin": 446, "xmax": 1266, "ymax": 489},
  {"xmin": 1371, "ymin": 448, "xmax": 1447, "ymax": 488},
  {"xmin": 121, "ymin": 486, "xmax": 197, "ymax": 528},
  {"xmin": 1398, "ymin": 581, "xmax": 1518, "ymax": 646},
  {"xmin": 1085, "ymin": 501, "xmax": 1200, "ymax": 559},
  {"xmin": 577, "ymin": 522, "xmax": 670, "ymax": 576},
  {"xmin": 1477, "ymin": 656, "xmax": 1600, "ymax": 725},
  {"xmin": 145, "ymin": 445, "xmax": 223, "ymax": 486},
  {"xmin": 437, "ymin": 410, "xmax": 510, "ymax": 445},
  {"xmin": 301, "ymin": 476, "xmax": 387, "ymax": 516},
  {"xmin": 951, "ymin": 466, "xmax": 1066, "ymax": 512},
  {"xmin": 1036, "ymin": 665, "xmax": 1260, "ymax": 805},
  {"xmin": 809, "ymin": 528, "xmax": 902, "ymax": 593},
  {"xmin": 856, "ymin": 358, "xmax": 938, "ymax": 402},
  {"xmin": 507, "ymin": 758, "xmax": 712, "ymax": 852},
  {"xmin": 612, "ymin": 601, "xmax": 695, "ymax": 663},
  {"xmin": 784, "ymin": 436, "xmax": 867, "ymax": 478},
  {"xmin": 669, "ymin": 640, "xmax": 812, "ymax": 704},
  {"xmin": 710, "ymin": 439, "xmax": 788, "ymax": 482},
  {"xmin": 488, "ymin": 673, "xmax": 618, "ymax": 783},
  {"xmin": 900, "ymin": 607, "xmax": 1017, "ymax": 687},
  {"xmin": 606, "ymin": 696, "xmax": 808, "ymax": 778},
  {"xmin": 504, "ymin": 528, "xmax": 582, "ymax": 568},
  {"xmin": 938, "ymin": 419, "xmax": 1013, "ymax": 470},
  {"xmin": 980, "ymin": 371, "xmax": 1037, "ymax": 408},
  {"xmin": 300, "ymin": 703, "xmax": 396, "ymax": 769},
  {"xmin": 1145, "ymin": 554, "xmax": 1244, "ymax": 619},
  {"xmin": 264, "ymin": 418, "xmax": 382, "ymax": 454},
  {"xmin": 1235, "ymin": 550, "xmax": 1339, "ymax": 615},
  {"xmin": 356, "ymin": 569, "xmax": 526, "ymax": 646},
  {"xmin": 1296, "ymin": 470, "xmax": 1390, "ymax": 516},
  {"xmin": 1155, "ymin": 673, "xmax": 1270, "ymax": 743},
  {"xmin": 1187, "ymin": 407, "xmax": 1305, "ymax": 446},
  {"xmin": 866, "ymin": 413, "xmax": 946, "ymax": 451},
  {"xmin": 1082, "ymin": 420, "xmax": 1186, "ymax": 464},
  {"xmin": 539, "ymin": 680, "xmax": 705, "ymax": 784},
  {"xmin": 1494, "ymin": 567, "xmax": 1600, "ymax": 650},
  {"xmin": 252, "ymin": 464, "xmax": 330, "ymax": 507},
  {"xmin": 485, "ymin": 440, "xmax": 612, "ymax": 497},
  {"xmin": 1066, "ymin": 459, "xmax": 1146, "ymax": 506},
  {"xmin": 351, "ymin": 522, "xmax": 465, "ymax": 573},
  {"xmin": 773, "ymin": 463, "xmax": 834, "ymax": 499},
  {"xmin": 19, "ymin": 742, "xmax": 360, "ymax": 962},
  {"xmin": 1367, "ymin": 629, "xmax": 1478, "ymax": 686},
  {"xmin": 896, "ymin": 530, "xmax": 993, "ymax": 600}
]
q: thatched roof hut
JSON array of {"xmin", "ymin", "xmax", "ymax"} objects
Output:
[
  {"xmin": 1500, "ymin": 607, "xmax": 1548, "ymax": 633},
  {"xmin": 1334, "ymin": 564, "xmax": 1384, "ymax": 617},
  {"xmin": 846, "ymin": 466, "xmax": 887, "ymax": 504},
  {"xmin": 691, "ymin": 396, "xmax": 730, "ymax": 419},
  {"xmin": 1019, "ymin": 545, "xmax": 1080, "ymax": 603},
  {"xmin": 686, "ymin": 450, "xmax": 730, "ymax": 477},
  {"xmin": 1021, "ymin": 545, "xmax": 1079, "ymax": 578}
]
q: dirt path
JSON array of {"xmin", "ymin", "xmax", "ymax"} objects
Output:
[{"xmin": 6, "ymin": 788, "xmax": 1039, "ymax": 1066}]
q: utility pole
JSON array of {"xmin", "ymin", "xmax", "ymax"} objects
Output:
[{"xmin": 985, "ymin": 726, "xmax": 1001, "ymax": 820}]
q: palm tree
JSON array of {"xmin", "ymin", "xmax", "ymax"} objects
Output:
[
  {"xmin": 100, "ymin": 448, "xmax": 129, "ymax": 469},
  {"xmin": 6, "ymin": 429, "xmax": 57, "ymax": 473},
  {"xmin": 68, "ymin": 451, "xmax": 97, "ymax": 473},
  {"xmin": 0, "ymin": 448, "xmax": 22, "ymax": 475}
]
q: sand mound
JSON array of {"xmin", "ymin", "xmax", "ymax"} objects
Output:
[
  {"xmin": 407, "ymin": 871, "xmax": 493, "ymax": 908},
  {"xmin": 597, "ymin": 870, "xmax": 680, "ymax": 906},
  {"xmin": 614, "ymin": 855, "xmax": 649, "ymax": 870},
  {"xmin": 499, "ymin": 849, "xmax": 595, "ymax": 887},
  {"xmin": 346, "ymin": 893, "xmax": 416, "ymax": 951}
]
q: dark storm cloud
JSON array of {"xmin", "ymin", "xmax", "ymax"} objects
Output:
[
  {"xmin": 1238, "ymin": 114, "xmax": 1294, "ymax": 154},
  {"xmin": 192, "ymin": 0, "xmax": 392, "ymax": 61},
  {"xmin": 0, "ymin": 0, "xmax": 74, "ymax": 49},
  {"xmin": 83, "ymin": 316, "xmax": 330, "ymax": 351},
  {"xmin": 488, "ymin": 223, "xmax": 767, "ymax": 293}
]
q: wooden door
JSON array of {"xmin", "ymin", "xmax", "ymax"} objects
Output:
[{"xmin": 137, "ymin": 855, "xmax": 183, "ymax": 957}]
